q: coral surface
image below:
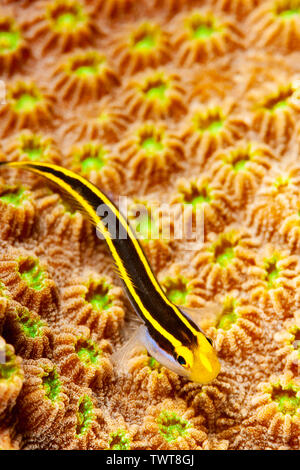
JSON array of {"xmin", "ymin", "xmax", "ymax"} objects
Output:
[{"xmin": 0, "ymin": 0, "xmax": 299, "ymax": 451}]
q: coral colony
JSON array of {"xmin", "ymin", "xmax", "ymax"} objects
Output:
[{"xmin": 0, "ymin": 0, "xmax": 299, "ymax": 450}]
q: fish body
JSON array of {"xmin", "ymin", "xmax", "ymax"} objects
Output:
[{"xmin": 0, "ymin": 161, "xmax": 220, "ymax": 384}]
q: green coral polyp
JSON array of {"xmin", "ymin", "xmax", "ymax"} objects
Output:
[
  {"xmin": 211, "ymin": 234, "xmax": 237, "ymax": 267},
  {"xmin": 19, "ymin": 135, "xmax": 49, "ymax": 161},
  {"xmin": 163, "ymin": 277, "xmax": 191, "ymax": 305},
  {"xmin": 217, "ymin": 297, "xmax": 238, "ymax": 330},
  {"xmin": 76, "ymin": 338, "xmax": 101, "ymax": 365},
  {"xmin": 275, "ymin": 1, "xmax": 300, "ymax": 18},
  {"xmin": 148, "ymin": 356, "xmax": 162, "ymax": 371},
  {"xmin": 0, "ymin": 30, "xmax": 20, "ymax": 53},
  {"xmin": 76, "ymin": 395, "xmax": 94, "ymax": 437},
  {"xmin": 85, "ymin": 279, "xmax": 112, "ymax": 311},
  {"xmin": 264, "ymin": 256, "xmax": 281, "ymax": 288},
  {"xmin": 49, "ymin": 2, "xmax": 87, "ymax": 32},
  {"xmin": 157, "ymin": 411, "xmax": 190, "ymax": 442},
  {"xmin": 17, "ymin": 309, "xmax": 45, "ymax": 338},
  {"xmin": 141, "ymin": 137, "xmax": 164, "ymax": 154},
  {"xmin": 271, "ymin": 383, "xmax": 300, "ymax": 415},
  {"xmin": 134, "ymin": 34, "xmax": 156, "ymax": 51},
  {"xmin": 0, "ymin": 187, "xmax": 27, "ymax": 207},
  {"xmin": 188, "ymin": 14, "xmax": 223, "ymax": 40},
  {"xmin": 144, "ymin": 79, "xmax": 168, "ymax": 102},
  {"xmin": 75, "ymin": 143, "xmax": 107, "ymax": 174},
  {"xmin": 42, "ymin": 367, "xmax": 61, "ymax": 401},
  {"xmin": 69, "ymin": 55, "xmax": 106, "ymax": 77},
  {"xmin": 193, "ymin": 108, "xmax": 224, "ymax": 135},
  {"xmin": 183, "ymin": 184, "xmax": 212, "ymax": 208},
  {"xmin": 109, "ymin": 429, "xmax": 131, "ymax": 450},
  {"xmin": 0, "ymin": 347, "xmax": 18, "ymax": 381},
  {"xmin": 18, "ymin": 257, "xmax": 47, "ymax": 291},
  {"xmin": 279, "ymin": 8, "xmax": 300, "ymax": 17},
  {"xmin": 131, "ymin": 206, "xmax": 159, "ymax": 242},
  {"xmin": 14, "ymin": 92, "xmax": 40, "ymax": 113}
]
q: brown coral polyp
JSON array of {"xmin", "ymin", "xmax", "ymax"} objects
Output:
[
  {"xmin": 206, "ymin": 295, "xmax": 263, "ymax": 357},
  {"xmin": 61, "ymin": 274, "xmax": 125, "ymax": 342},
  {"xmin": 172, "ymin": 10, "xmax": 244, "ymax": 66},
  {"xmin": 4, "ymin": 130, "xmax": 61, "ymax": 164},
  {"xmin": 118, "ymin": 121, "xmax": 185, "ymax": 191},
  {"xmin": 0, "ymin": 81, "xmax": 55, "ymax": 137},
  {"xmin": 111, "ymin": 22, "xmax": 171, "ymax": 75},
  {"xmin": 52, "ymin": 50, "xmax": 119, "ymax": 106},
  {"xmin": 248, "ymin": 0, "xmax": 300, "ymax": 51},
  {"xmin": 25, "ymin": 0, "xmax": 101, "ymax": 55},
  {"xmin": 0, "ymin": 16, "xmax": 29, "ymax": 74},
  {"xmin": 208, "ymin": 142, "xmax": 278, "ymax": 206},
  {"xmin": 0, "ymin": 184, "xmax": 36, "ymax": 240},
  {"xmin": 249, "ymin": 373, "xmax": 300, "ymax": 447},
  {"xmin": 193, "ymin": 228, "xmax": 258, "ymax": 291},
  {"xmin": 67, "ymin": 140, "xmax": 123, "ymax": 194},
  {"xmin": 122, "ymin": 68, "xmax": 187, "ymax": 120},
  {"xmin": 250, "ymin": 81, "xmax": 300, "ymax": 152},
  {"xmin": 52, "ymin": 324, "xmax": 113, "ymax": 391},
  {"xmin": 0, "ymin": 252, "xmax": 59, "ymax": 322},
  {"xmin": 171, "ymin": 175, "xmax": 234, "ymax": 234},
  {"xmin": 4, "ymin": 303, "xmax": 53, "ymax": 359},
  {"xmin": 181, "ymin": 102, "xmax": 248, "ymax": 164}
]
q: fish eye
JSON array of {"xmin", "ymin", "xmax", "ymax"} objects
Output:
[{"xmin": 177, "ymin": 355, "xmax": 187, "ymax": 366}]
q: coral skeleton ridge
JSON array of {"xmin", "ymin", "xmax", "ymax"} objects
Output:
[{"xmin": 0, "ymin": 0, "xmax": 299, "ymax": 451}]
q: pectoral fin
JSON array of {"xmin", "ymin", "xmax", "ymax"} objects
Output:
[
  {"xmin": 177, "ymin": 302, "xmax": 221, "ymax": 329},
  {"xmin": 111, "ymin": 325, "xmax": 147, "ymax": 374}
]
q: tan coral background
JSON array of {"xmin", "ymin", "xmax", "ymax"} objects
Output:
[{"xmin": 0, "ymin": 0, "xmax": 299, "ymax": 450}]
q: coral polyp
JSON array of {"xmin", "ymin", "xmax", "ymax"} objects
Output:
[
  {"xmin": 5, "ymin": 131, "xmax": 61, "ymax": 164},
  {"xmin": 61, "ymin": 274, "xmax": 124, "ymax": 341},
  {"xmin": 249, "ymin": 81, "xmax": 300, "ymax": 152},
  {"xmin": 25, "ymin": 0, "xmax": 100, "ymax": 55},
  {"xmin": 0, "ymin": 184, "xmax": 35, "ymax": 240},
  {"xmin": 248, "ymin": 0, "xmax": 300, "ymax": 51},
  {"xmin": 3, "ymin": 0, "xmax": 300, "ymax": 452},
  {"xmin": 118, "ymin": 121, "xmax": 185, "ymax": 191},
  {"xmin": 52, "ymin": 325, "xmax": 112, "ymax": 390},
  {"xmin": 0, "ymin": 16, "xmax": 28, "ymax": 74},
  {"xmin": 52, "ymin": 50, "xmax": 119, "ymax": 106},
  {"xmin": 171, "ymin": 175, "xmax": 233, "ymax": 233},
  {"xmin": 172, "ymin": 10, "xmax": 243, "ymax": 66},
  {"xmin": 5, "ymin": 304, "xmax": 52, "ymax": 359},
  {"xmin": 209, "ymin": 142, "xmax": 278, "ymax": 206},
  {"xmin": 111, "ymin": 22, "xmax": 171, "ymax": 75},
  {"xmin": 193, "ymin": 229, "xmax": 257, "ymax": 291},
  {"xmin": 249, "ymin": 373, "xmax": 300, "ymax": 447},
  {"xmin": 0, "ymin": 81, "xmax": 55, "ymax": 137},
  {"xmin": 67, "ymin": 141, "xmax": 122, "ymax": 193},
  {"xmin": 246, "ymin": 167, "xmax": 300, "ymax": 242},
  {"xmin": 0, "ymin": 251, "xmax": 59, "ymax": 320},
  {"xmin": 16, "ymin": 359, "xmax": 69, "ymax": 440},
  {"xmin": 206, "ymin": 295, "xmax": 263, "ymax": 357},
  {"xmin": 181, "ymin": 103, "xmax": 248, "ymax": 163},
  {"xmin": 140, "ymin": 399, "xmax": 207, "ymax": 449},
  {"xmin": 122, "ymin": 69, "xmax": 187, "ymax": 120},
  {"xmin": 246, "ymin": 247, "xmax": 298, "ymax": 316}
]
